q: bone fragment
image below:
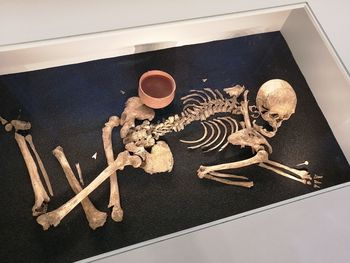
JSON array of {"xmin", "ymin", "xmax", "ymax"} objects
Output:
[
  {"xmin": 36, "ymin": 151, "xmax": 142, "ymax": 230},
  {"xmin": 11, "ymin": 120, "xmax": 31, "ymax": 131},
  {"xmin": 180, "ymin": 122, "xmax": 208, "ymax": 144},
  {"xmin": 296, "ymin": 161, "xmax": 309, "ymax": 166},
  {"xmin": 15, "ymin": 133, "xmax": 50, "ymax": 216},
  {"xmin": 102, "ymin": 116, "xmax": 123, "ymax": 222},
  {"xmin": 0, "ymin": 116, "xmax": 8, "ymax": 125},
  {"xmin": 5, "ymin": 123, "xmax": 13, "ymax": 132},
  {"xmin": 53, "ymin": 146, "xmax": 107, "ymax": 230},
  {"xmin": 223, "ymin": 85, "xmax": 245, "ymax": 97},
  {"xmin": 25, "ymin": 135, "xmax": 54, "ymax": 196},
  {"xmin": 92, "ymin": 152, "xmax": 97, "ymax": 160},
  {"xmin": 75, "ymin": 163, "xmax": 84, "ymax": 186}
]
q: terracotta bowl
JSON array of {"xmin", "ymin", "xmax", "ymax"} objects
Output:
[{"xmin": 138, "ymin": 70, "xmax": 176, "ymax": 109}]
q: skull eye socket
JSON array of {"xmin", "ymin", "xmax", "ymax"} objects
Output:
[
  {"xmin": 269, "ymin": 113, "xmax": 279, "ymax": 119},
  {"xmin": 261, "ymin": 105, "xmax": 269, "ymax": 114}
]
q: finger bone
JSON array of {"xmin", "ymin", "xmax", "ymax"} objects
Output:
[{"xmin": 53, "ymin": 146, "xmax": 107, "ymax": 230}]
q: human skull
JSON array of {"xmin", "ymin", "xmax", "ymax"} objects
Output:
[{"xmin": 256, "ymin": 79, "xmax": 297, "ymax": 131}]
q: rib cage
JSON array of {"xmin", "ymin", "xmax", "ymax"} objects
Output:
[
  {"xmin": 181, "ymin": 117, "xmax": 239, "ymax": 152},
  {"xmin": 149, "ymin": 87, "xmax": 243, "ymax": 139},
  {"xmin": 123, "ymin": 86, "xmax": 245, "ymax": 150}
]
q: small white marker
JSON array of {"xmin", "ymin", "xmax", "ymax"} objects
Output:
[
  {"xmin": 92, "ymin": 152, "xmax": 97, "ymax": 160},
  {"xmin": 296, "ymin": 161, "xmax": 309, "ymax": 166},
  {"xmin": 202, "ymin": 78, "xmax": 207, "ymax": 82},
  {"xmin": 120, "ymin": 90, "xmax": 126, "ymax": 95}
]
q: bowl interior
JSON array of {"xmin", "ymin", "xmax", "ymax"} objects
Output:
[{"xmin": 140, "ymin": 74, "xmax": 174, "ymax": 99}]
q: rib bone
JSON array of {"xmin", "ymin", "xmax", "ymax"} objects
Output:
[
  {"xmin": 201, "ymin": 120, "xmax": 221, "ymax": 150},
  {"xmin": 15, "ymin": 133, "xmax": 50, "ymax": 216},
  {"xmin": 204, "ymin": 88, "xmax": 217, "ymax": 99},
  {"xmin": 190, "ymin": 89, "xmax": 212, "ymax": 101},
  {"xmin": 102, "ymin": 116, "xmax": 123, "ymax": 222},
  {"xmin": 181, "ymin": 93, "xmax": 207, "ymax": 102},
  {"xmin": 218, "ymin": 117, "xmax": 237, "ymax": 152},
  {"xmin": 188, "ymin": 121, "xmax": 214, "ymax": 149},
  {"xmin": 36, "ymin": 151, "xmax": 142, "ymax": 230},
  {"xmin": 180, "ymin": 122, "xmax": 208, "ymax": 144},
  {"xmin": 25, "ymin": 135, "xmax": 54, "ymax": 196},
  {"xmin": 203, "ymin": 119, "xmax": 227, "ymax": 153},
  {"xmin": 53, "ymin": 146, "xmax": 107, "ymax": 230}
]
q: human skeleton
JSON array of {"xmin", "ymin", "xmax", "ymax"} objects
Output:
[{"xmin": 1, "ymin": 79, "xmax": 322, "ymax": 230}]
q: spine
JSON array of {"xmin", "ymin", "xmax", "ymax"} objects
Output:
[{"xmin": 151, "ymin": 98, "xmax": 241, "ymax": 139}]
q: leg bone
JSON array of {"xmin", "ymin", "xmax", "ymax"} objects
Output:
[
  {"xmin": 102, "ymin": 116, "xmax": 123, "ymax": 222},
  {"xmin": 53, "ymin": 146, "xmax": 107, "ymax": 230},
  {"xmin": 36, "ymin": 150, "xmax": 142, "ymax": 230},
  {"xmin": 14, "ymin": 133, "xmax": 50, "ymax": 216},
  {"xmin": 25, "ymin": 135, "xmax": 54, "ymax": 196}
]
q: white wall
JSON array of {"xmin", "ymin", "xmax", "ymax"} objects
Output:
[{"xmin": 0, "ymin": 0, "xmax": 349, "ymax": 72}]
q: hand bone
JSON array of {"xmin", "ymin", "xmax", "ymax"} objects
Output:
[
  {"xmin": 36, "ymin": 151, "xmax": 142, "ymax": 230},
  {"xmin": 14, "ymin": 133, "xmax": 50, "ymax": 216},
  {"xmin": 53, "ymin": 146, "xmax": 107, "ymax": 230},
  {"xmin": 102, "ymin": 116, "xmax": 123, "ymax": 222}
]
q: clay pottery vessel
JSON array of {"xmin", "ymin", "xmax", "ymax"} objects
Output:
[{"xmin": 138, "ymin": 70, "xmax": 176, "ymax": 109}]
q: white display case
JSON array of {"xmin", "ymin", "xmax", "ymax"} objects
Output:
[{"xmin": 0, "ymin": 2, "xmax": 349, "ymax": 263}]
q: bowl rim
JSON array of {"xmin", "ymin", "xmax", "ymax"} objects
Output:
[{"xmin": 138, "ymin": 70, "xmax": 176, "ymax": 101}]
